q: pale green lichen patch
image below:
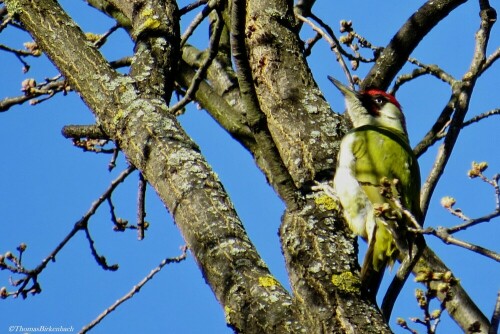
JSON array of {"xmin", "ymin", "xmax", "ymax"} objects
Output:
[
  {"xmin": 258, "ymin": 275, "xmax": 279, "ymax": 288},
  {"xmin": 315, "ymin": 194, "xmax": 339, "ymax": 211},
  {"xmin": 224, "ymin": 305, "xmax": 233, "ymax": 324},
  {"xmin": 134, "ymin": 6, "xmax": 162, "ymax": 38},
  {"xmin": 4, "ymin": 1, "xmax": 23, "ymax": 16},
  {"xmin": 331, "ymin": 271, "xmax": 361, "ymax": 294}
]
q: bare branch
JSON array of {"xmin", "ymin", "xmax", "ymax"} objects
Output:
[
  {"xmin": 417, "ymin": 227, "xmax": 500, "ymax": 262},
  {"xmin": 179, "ymin": 0, "xmax": 208, "ymax": 16},
  {"xmin": 80, "ymin": 246, "xmax": 188, "ymax": 333},
  {"xmin": 480, "ymin": 46, "xmax": 500, "ymax": 75},
  {"xmin": 0, "ymin": 166, "xmax": 135, "ymax": 298},
  {"xmin": 363, "ymin": 0, "xmax": 467, "ymax": 90},
  {"xmin": 179, "ymin": 0, "xmax": 216, "ymax": 48},
  {"xmin": 0, "ymin": 25, "xmax": 127, "ymax": 113},
  {"xmin": 176, "ymin": 61, "xmax": 254, "ymax": 144},
  {"xmin": 61, "ymin": 124, "xmax": 109, "ymax": 140},
  {"xmin": 392, "ymin": 58, "xmax": 455, "ymax": 94},
  {"xmin": 295, "ymin": 13, "xmax": 354, "ymax": 87},
  {"xmin": 0, "ymin": 76, "xmax": 67, "ymax": 112},
  {"xmin": 91, "ymin": 23, "xmax": 120, "ymax": 49},
  {"xmin": 137, "ymin": 172, "xmax": 147, "ymax": 240},
  {"xmin": 409, "ymin": 58, "xmax": 455, "ymax": 84},
  {"xmin": 0, "ymin": 43, "xmax": 33, "ymax": 56},
  {"xmin": 417, "ymin": 166, "xmax": 500, "ymax": 262},
  {"xmin": 303, "ymin": 32, "xmax": 322, "ymax": 56},
  {"xmin": 170, "ymin": 10, "xmax": 223, "ymax": 114},
  {"xmin": 415, "ymin": 106, "xmax": 499, "ymax": 158},
  {"xmin": 462, "ymin": 108, "xmax": 500, "ymax": 128},
  {"xmin": 420, "ymin": 2, "xmax": 497, "ymax": 217}
]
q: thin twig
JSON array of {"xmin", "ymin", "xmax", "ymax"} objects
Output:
[
  {"xmin": 0, "ymin": 43, "xmax": 33, "ymax": 56},
  {"xmin": 295, "ymin": 13, "xmax": 353, "ymax": 87},
  {"xmin": 0, "ymin": 76, "xmax": 65, "ymax": 112},
  {"xmin": 179, "ymin": 0, "xmax": 217, "ymax": 48},
  {"xmin": 310, "ymin": 14, "xmax": 377, "ymax": 63},
  {"xmin": 430, "ymin": 108, "xmax": 500, "ymax": 143},
  {"xmin": 415, "ymin": 227, "xmax": 500, "ymax": 262},
  {"xmin": 462, "ymin": 108, "xmax": 500, "ymax": 128},
  {"xmin": 447, "ymin": 209, "xmax": 499, "ymax": 234},
  {"xmin": 170, "ymin": 9, "xmax": 223, "ymax": 114},
  {"xmin": 93, "ymin": 23, "xmax": 120, "ymax": 49},
  {"xmin": 391, "ymin": 56, "xmax": 456, "ymax": 95},
  {"xmin": 418, "ymin": 168, "xmax": 500, "ymax": 261},
  {"xmin": 179, "ymin": 0, "xmax": 209, "ymax": 15},
  {"xmin": 1, "ymin": 166, "xmax": 135, "ymax": 298},
  {"xmin": 407, "ymin": 57, "xmax": 455, "ymax": 84},
  {"xmin": 108, "ymin": 147, "xmax": 119, "ymax": 171},
  {"xmin": 83, "ymin": 223, "xmax": 119, "ymax": 271},
  {"xmin": 80, "ymin": 246, "xmax": 188, "ymax": 334},
  {"xmin": 0, "ymin": 56, "xmax": 132, "ymax": 112},
  {"xmin": 447, "ymin": 169, "xmax": 499, "ymax": 233},
  {"xmin": 137, "ymin": 172, "xmax": 147, "ymax": 240},
  {"xmin": 480, "ymin": 46, "xmax": 500, "ymax": 75},
  {"xmin": 303, "ymin": 32, "xmax": 322, "ymax": 56}
]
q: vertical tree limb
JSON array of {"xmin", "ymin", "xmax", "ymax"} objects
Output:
[{"xmin": 4, "ymin": 0, "xmax": 305, "ymax": 332}]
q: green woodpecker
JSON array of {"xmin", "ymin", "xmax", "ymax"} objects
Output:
[{"xmin": 329, "ymin": 77, "xmax": 422, "ymax": 298}]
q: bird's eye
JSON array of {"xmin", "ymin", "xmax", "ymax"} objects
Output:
[{"xmin": 374, "ymin": 97, "xmax": 384, "ymax": 105}]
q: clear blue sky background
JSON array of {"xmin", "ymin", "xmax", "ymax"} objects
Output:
[{"xmin": 0, "ymin": 1, "xmax": 498, "ymax": 333}]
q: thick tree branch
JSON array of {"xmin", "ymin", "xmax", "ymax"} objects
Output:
[
  {"xmin": 281, "ymin": 203, "xmax": 393, "ymax": 333},
  {"xmin": 84, "ymin": 0, "xmax": 132, "ymax": 28},
  {"xmin": 4, "ymin": 0, "xmax": 304, "ymax": 332},
  {"xmin": 362, "ymin": 0, "xmax": 467, "ymax": 90},
  {"xmin": 181, "ymin": 44, "xmax": 242, "ymax": 110},
  {"xmin": 176, "ymin": 61, "xmax": 254, "ymax": 145},
  {"xmin": 412, "ymin": 246, "xmax": 490, "ymax": 333},
  {"xmin": 230, "ymin": 0, "xmax": 300, "ymax": 208},
  {"xmin": 244, "ymin": 0, "xmax": 347, "ymax": 190}
]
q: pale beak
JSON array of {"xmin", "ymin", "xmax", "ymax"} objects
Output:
[{"xmin": 327, "ymin": 76, "xmax": 360, "ymax": 101}]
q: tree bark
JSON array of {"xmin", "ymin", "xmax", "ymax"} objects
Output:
[
  {"xmin": 4, "ymin": 0, "xmax": 492, "ymax": 332},
  {"xmin": 4, "ymin": 0, "xmax": 304, "ymax": 332}
]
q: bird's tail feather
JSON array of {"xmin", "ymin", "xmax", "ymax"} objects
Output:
[{"xmin": 360, "ymin": 241, "xmax": 388, "ymax": 300}]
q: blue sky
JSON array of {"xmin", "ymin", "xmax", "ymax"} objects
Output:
[{"xmin": 0, "ymin": 1, "xmax": 498, "ymax": 333}]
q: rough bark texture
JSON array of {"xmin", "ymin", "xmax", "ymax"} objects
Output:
[
  {"xmin": 3, "ymin": 0, "xmax": 493, "ymax": 333},
  {"xmin": 243, "ymin": 0, "xmax": 346, "ymax": 189},
  {"xmin": 281, "ymin": 204, "xmax": 392, "ymax": 333},
  {"xmin": 4, "ymin": 0, "xmax": 303, "ymax": 332}
]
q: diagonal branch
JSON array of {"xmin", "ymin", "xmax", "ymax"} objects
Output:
[
  {"xmin": 3, "ymin": 1, "xmax": 304, "ymax": 332},
  {"xmin": 230, "ymin": 0, "xmax": 300, "ymax": 208},
  {"xmin": 170, "ymin": 9, "xmax": 223, "ymax": 114},
  {"xmin": 420, "ymin": 2, "xmax": 497, "ymax": 217},
  {"xmin": 0, "ymin": 166, "xmax": 134, "ymax": 298},
  {"xmin": 362, "ymin": 0, "xmax": 467, "ymax": 90},
  {"xmin": 295, "ymin": 13, "xmax": 354, "ymax": 87},
  {"xmin": 80, "ymin": 246, "xmax": 188, "ymax": 333}
]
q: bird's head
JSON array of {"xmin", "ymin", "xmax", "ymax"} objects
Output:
[{"xmin": 328, "ymin": 77, "xmax": 407, "ymax": 136}]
